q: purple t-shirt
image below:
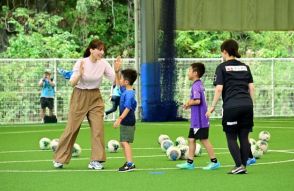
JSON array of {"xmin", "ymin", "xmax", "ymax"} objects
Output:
[{"xmin": 190, "ymin": 80, "xmax": 209, "ymax": 128}]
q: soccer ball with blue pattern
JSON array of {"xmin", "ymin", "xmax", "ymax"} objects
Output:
[
  {"xmin": 166, "ymin": 146, "xmax": 181, "ymax": 161},
  {"xmin": 161, "ymin": 139, "xmax": 174, "ymax": 152},
  {"xmin": 158, "ymin": 134, "xmax": 170, "ymax": 144}
]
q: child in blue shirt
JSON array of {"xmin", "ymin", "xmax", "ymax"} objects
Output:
[
  {"xmin": 113, "ymin": 59, "xmax": 137, "ymax": 172},
  {"xmin": 105, "ymin": 85, "xmax": 122, "ymax": 117},
  {"xmin": 38, "ymin": 69, "xmax": 55, "ymax": 119}
]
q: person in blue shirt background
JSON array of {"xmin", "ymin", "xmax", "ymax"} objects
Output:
[
  {"xmin": 105, "ymin": 85, "xmax": 122, "ymax": 118},
  {"xmin": 38, "ymin": 69, "xmax": 55, "ymax": 119},
  {"xmin": 113, "ymin": 58, "xmax": 138, "ymax": 172}
]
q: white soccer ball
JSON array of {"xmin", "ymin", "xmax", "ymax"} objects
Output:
[
  {"xmin": 259, "ymin": 131, "xmax": 271, "ymax": 142},
  {"xmin": 161, "ymin": 139, "xmax": 174, "ymax": 152},
  {"xmin": 107, "ymin": 140, "xmax": 120, "ymax": 153},
  {"xmin": 50, "ymin": 138, "xmax": 59, "ymax": 152},
  {"xmin": 72, "ymin": 143, "xmax": 82, "ymax": 157},
  {"xmin": 166, "ymin": 146, "xmax": 181, "ymax": 161},
  {"xmin": 39, "ymin": 137, "xmax": 51, "ymax": 150},
  {"xmin": 251, "ymin": 144, "xmax": 263, "ymax": 159},
  {"xmin": 249, "ymin": 138, "xmax": 256, "ymax": 145},
  {"xmin": 256, "ymin": 140, "xmax": 269, "ymax": 153},
  {"xmin": 175, "ymin": 136, "xmax": 187, "ymax": 146},
  {"xmin": 178, "ymin": 145, "xmax": 189, "ymax": 160},
  {"xmin": 195, "ymin": 143, "xmax": 202, "ymax": 157},
  {"xmin": 158, "ymin": 134, "xmax": 170, "ymax": 144}
]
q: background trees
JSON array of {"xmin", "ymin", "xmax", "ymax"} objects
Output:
[{"xmin": 0, "ymin": 0, "xmax": 293, "ymax": 58}]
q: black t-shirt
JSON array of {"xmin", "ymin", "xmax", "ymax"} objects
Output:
[{"xmin": 213, "ymin": 59, "xmax": 253, "ymax": 109}]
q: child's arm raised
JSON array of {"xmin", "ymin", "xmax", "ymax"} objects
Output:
[{"xmin": 114, "ymin": 56, "xmax": 122, "ymax": 86}]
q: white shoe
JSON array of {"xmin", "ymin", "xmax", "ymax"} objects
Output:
[
  {"xmin": 88, "ymin": 161, "xmax": 104, "ymax": 170},
  {"xmin": 53, "ymin": 161, "xmax": 63, "ymax": 168}
]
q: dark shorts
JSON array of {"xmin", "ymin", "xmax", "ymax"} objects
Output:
[
  {"xmin": 222, "ymin": 106, "xmax": 253, "ymax": 133},
  {"xmin": 120, "ymin": 125, "xmax": 135, "ymax": 143},
  {"xmin": 188, "ymin": 127, "xmax": 209, "ymax": 140},
  {"xmin": 40, "ymin": 97, "xmax": 54, "ymax": 110}
]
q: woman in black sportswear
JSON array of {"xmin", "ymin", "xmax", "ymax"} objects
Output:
[{"xmin": 206, "ymin": 39, "xmax": 255, "ymax": 174}]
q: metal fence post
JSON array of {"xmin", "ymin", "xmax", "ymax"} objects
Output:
[{"xmin": 271, "ymin": 58, "xmax": 275, "ymax": 116}]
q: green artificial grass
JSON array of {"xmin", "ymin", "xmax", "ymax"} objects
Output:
[{"xmin": 0, "ymin": 118, "xmax": 293, "ymax": 191}]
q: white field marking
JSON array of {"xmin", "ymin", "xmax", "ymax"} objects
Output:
[
  {"xmin": 212, "ymin": 125, "xmax": 294, "ymax": 129},
  {"xmin": 268, "ymin": 150, "xmax": 294, "ymax": 154},
  {"xmin": 0, "ymin": 155, "xmax": 166, "ymax": 164},
  {"xmin": 0, "ymin": 124, "xmax": 293, "ymax": 135},
  {"xmin": 0, "ymin": 147, "xmax": 229, "ymax": 154},
  {"xmin": 0, "ymin": 159, "xmax": 294, "ymax": 173},
  {"xmin": 0, "ymin": 127, "xmax": 90, "ymax": 135},
  {"xmin": 0, "ymin": 152, "xmax": 231, "ymax": 164}
]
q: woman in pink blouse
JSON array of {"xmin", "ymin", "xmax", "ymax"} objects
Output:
[{"xmin": 53, "ymin": 39, "xmax": 119, "ymax": 170}]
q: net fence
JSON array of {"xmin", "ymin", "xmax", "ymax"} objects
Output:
[{"xmin": 0, "ymin": 58, "xmax": 293, "ymax": 124}]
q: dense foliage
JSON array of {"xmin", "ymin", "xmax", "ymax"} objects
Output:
[{"xmin": 0, "ymin": 0, "xmax": 294, "ymax": 58}]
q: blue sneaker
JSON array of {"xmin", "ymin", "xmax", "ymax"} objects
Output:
[
  {"xmin": 247, "ymin": 158, "xmax": 256, "ymax": 166},
  {"xmin": 202, "ymin": 162, "xmax": 221, "ymax": 170},
  {"xmin": 176, "ymin": 162, "xmax": 195, "ymax": 170}
]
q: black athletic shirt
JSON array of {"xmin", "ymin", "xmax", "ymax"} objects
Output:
[{"xmin": 213, "ymin": 59, "xmax": 253, "ymax": 109}]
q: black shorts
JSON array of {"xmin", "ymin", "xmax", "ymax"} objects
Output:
[
  {"xmin": 188, "ymin": 128, "xmax": 209, "ymax": 140},
  {"xmin": 40, "ymin": 97, "xmax": 54, "ymax": 109},
  {"xmin": 222, "ymin": 106, "xmax": 253, "ymax": 133}
]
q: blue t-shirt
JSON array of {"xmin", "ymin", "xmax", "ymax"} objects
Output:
[
  {"xmin": 41, "ymin": 78, "xmax": 55, "ymax": 98},
  {"xmin": 119, "ymin": 87, "xmax": 137, "ymax": 126}
]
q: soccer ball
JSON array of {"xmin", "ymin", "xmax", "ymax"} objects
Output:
[
  {"xmin": 178, "ymin": 145, "xmax": 189, "ymax": 160},
  {"xmin": 158, "ymin": 134, "xmax": 170, "ymax": 144},
  {"xmin": 72, "ymin": 143, "xmax": 82, "ymax": 157},
  {"xmin": 249, "ymin": 138, "xmax": 256, "ymax": 145},
  {"xmin": 107, "ymin": 140, "xmax": 120, "ymax": 153},
  {"xmin": 39, "ymin": 137, "xmax": 51, "ymax": 150},
  {"xmin": 195, "ymin": 143, "xmax": 202, "ymax": 157},
  {"xmin": 175, "ymin": 136, "xmax": 187, "ymax": 146},
  {"xmin": 161, "ymin": 139, "xmax": 174, "ymax": 152},
  {"xmin": 256, "ymin": 140, "xmax": 269, "ymax": 153},
  {"xmin": 259, "ymin": 131, "xmax": 271, "ymax": 142},
  {"xmin": 50, "ymin": 138, "xmax": 59, "ymax": 152},
  {"xmin": 166, "ymin": 146, "xmax": 181, "ymax": 161},
  {"xmin": 251, "ymin": 144, "xmax": 263, "ymax": 159}
]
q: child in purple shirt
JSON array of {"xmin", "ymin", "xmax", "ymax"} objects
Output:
[{"xmin": 176, "ymin": 63, "xmax": 220, "ymax": 170}]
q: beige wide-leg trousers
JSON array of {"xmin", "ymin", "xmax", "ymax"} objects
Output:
[{"xmin": 54, "ymin": 88, "xmax": 105, "ymax": 164}]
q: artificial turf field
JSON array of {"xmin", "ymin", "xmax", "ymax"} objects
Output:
[{"xmin": 0, "ymin": 118, "xmax": 293, "ymax": 191}]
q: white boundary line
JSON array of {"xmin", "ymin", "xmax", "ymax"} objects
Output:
[
  {"xmin": 0, "ymin": 149, "xmax": 293, "ymax": 173},
  {"xmin": 0, "ymin": 152, "xmax": 231, "ymax": 164},
  {"xmin": 0, "ymin": 125, "xmax": 293, "ymax": 135},
  {"xmin": 0, "ymin": 147, "xmax": 229, "ymax": 154},
  {"xmin": 0, "ymin": 159, "xmax": 293, "ymax": 173}
]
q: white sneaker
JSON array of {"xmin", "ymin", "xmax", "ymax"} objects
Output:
[
  {"xmin": 53, "ymin": 161, "xmax": 63, "ymax": 168},
  {"xmin": 88, "ymin": 161, "xmax": 104, "ymax": 170}
]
